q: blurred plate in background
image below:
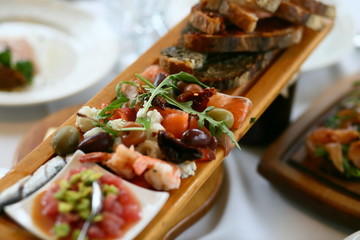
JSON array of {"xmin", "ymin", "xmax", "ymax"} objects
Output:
[
  {"xmin": 0, "ymin": 0, "xmax": 118, "ymax": 106},
  {"xmin": 301, "ymin": 5, "xmax": 355, "ymax": 72}
]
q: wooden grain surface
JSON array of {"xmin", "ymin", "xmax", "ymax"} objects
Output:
[
  {"xmin": 258, "ymin": 73, "xmax": 360, "ymax": 229},
  {"xmin": 0, "ymin": 14, "xmax": 333, "ymax": 239}
]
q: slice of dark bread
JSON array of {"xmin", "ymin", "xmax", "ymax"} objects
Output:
[
  {"xmin": 190, "ymin": 2, "xmax": 271, "ymax": 34},
  {"xmin": 275, "ymin": 1, "xmax": 331, "ymax": 30},
  {"xmin": 219, "ymin": 1, "xmax": 271, "ymax": 32},
  {"xmin": 183, "ymin": 18, "xmax": 303, "ymax": 52},
  {"xmin": 189, "ymin": 4, "xmax": 226, "ymax": 34},
  {"xmin": 289, "ymin": 0, "xmax": 336, "ymax": 18},
  {"xmin": 201, "ymin": 0, "xmax": 282, "ymax": 13},
  {"xmin": 159, "ymin": 46, "xmax": 280, "ymax": 90},
  {"xmin": 158, "ymin": 46, "xmax": 207, "ymax": 75}
]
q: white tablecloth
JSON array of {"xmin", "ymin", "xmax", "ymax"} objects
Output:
[{"xmin": 0, "ymin": 0, "xmax": 359, "ymax": 239}]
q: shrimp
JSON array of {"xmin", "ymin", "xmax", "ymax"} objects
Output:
[
  {"xmin": 80, "ymin": 144, "xmax": 181, "ymax": 190},
  {"xmin": 134, "ymin": 156, "xmax": 180, "ymax": 191},
  {"xmin": 324, "ymin": 143, "xmax": 344, "ymax": 173},
  {"xmin": 307, "ymin": 127, "xmax": 359, "ymax": 147},
  {"xmin": 107, "ymin": 145, "xmax": 142, "ymax": 179},
  {"xmin": 348, "ymin": 141, "xmax": 360, "ymax": 169}
]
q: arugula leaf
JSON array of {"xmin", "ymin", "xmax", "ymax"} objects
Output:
[
  {"xmin": 169, "ymin": 72, "xmax": 208, "ymax": 88},
  {"xmin": 98, "ymin": 95, "xmax": 129, "ymax": 119},
  {"xmin": 343, "ymin": 158, "xmax": 360, "ymax": 178},
  {"xmin": 314, "ymin": 146, "xmax": 327, "ymax": 158},
  {"xmin": 116, "ymin": 81, "xmax": 139, "ymax": 98},
  {"xmin": 136, "ymin": 117, "xmax": 151, "ymax": 131},
  {"xmin": 14, "ymin": 61, "xmax": 33, "ymax": 82},
  {"xmin": 134, "ymin": 72, "xmax": 241, "ymax": 150},
  {"xmin": 0, "ymin": 48, "xmax": 11, "ymax": 67},
  {"xmin": 161, "ymin": 88, "xmax": 241, "ymax": 150},
  {"xmin": 77, "ymin": 113, "xmax": 145, "ymax": 136}
]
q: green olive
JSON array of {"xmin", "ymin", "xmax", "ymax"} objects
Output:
[
  {"xmin": 207, "ymin": 108, "xmax": 234, "ymax": 128},
  {"xmin": 51, "ymin": 126, "xmax": 80, "ymax": 156}
]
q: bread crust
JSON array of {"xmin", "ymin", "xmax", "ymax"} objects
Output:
[
  {"xmin": 160, "ymin": 47, "xmax": 280, "ymax": 90},
  {"xmin": 275, "ymin": 1, "xmax": 331, "ymax": 30},
  {"xmin": 183, "ymin": 18, "xmax": 303, "ymax": 52},
  {"xmin": 290, "ymin": 0, "xmax": 336, "ymax": 18},
  {"xmin": 219, "ymin": 1, "xmax": 259, "ymax": 32},
  {"xmin": 189, "ymin": 4, "xmax": 225, "ymax": 34}
]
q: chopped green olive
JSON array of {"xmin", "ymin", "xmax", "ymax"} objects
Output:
[
  {"xmin": 79, "ymin": 209, "xmax": 91, "ymax": 220},
  {"xmin": 59, "ymin": 201, "xmax": 74, "ymax": 213},
  {"xmin": 103, "ymin": 184, "xmax": 119, "ymax": 196},
  {"xmin": 71, "ymin": 229, "xmax": 81, "ymax": 240},
  {"xmin": 207, "ymin": 108, "xmax": 235, "ymax": 128},
  {"xmin": 54, "ymin": 223, "xmax": 71, "ymax": 238},
  {"xmin": 64, "ymin": 190, "xmax": 82, "ymax": 202},
  {"xmin": 76, "ymin": 198, "xmax": 90, "ymax": 211},
  {"xmin": 93, "ymin": 214, "xmax": 104, "ymax": 222}
]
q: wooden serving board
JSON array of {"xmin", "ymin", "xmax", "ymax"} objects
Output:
[
  {"xmin": 258, "ymin": 73, "xmax": 360, "ymax": 229},
  {"xmin": 11, "ymin": 105, "xmax": 224, "ymax": 239},
  {"xmin": 0, "ymin": 14, "xmax": 333, "ymax": 239}
]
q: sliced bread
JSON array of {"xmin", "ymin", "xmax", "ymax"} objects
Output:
[
  {"xmin": 227, "ymin": 0, "xmax": 283, "ymax": 13},
  {"xmin": 189, "ymin": 4, "xmax": 226, "ymax": 35},
  {"xmin": 183, "ymin": 18, "xmax": 303, "ymax": 52},
  {"xmin": 159, "ymin": 46, "xmax": 280, "ymax": 90},
  {"xmin": 201, "ymin": 0, "xmax": 282, "ymax": 13},
  {"xmin": 190, "ymin": 2, "xmax": 270, "ymax": 33},
  {"xmin": 219, "ymin": 1, "xmax": 271, "ymax": 32},
  {"xmin": 289, "ymin": 0, "xmax": 336, "ymax": 18},
  {"xmin": 275, "ymin": 1, "xmax": 331, "ymax": 30}
]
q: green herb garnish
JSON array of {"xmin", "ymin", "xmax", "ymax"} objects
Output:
[
  {"xmin": 14, "ymin": 61, "xmax": 33, "ymax": 82},
  {"xmin": 134, "ymin": 72, "xmax": 241, "ymax": 150},
  {"xmin": 343, "ymin": 158, "xmax": 360, "ymax": 178},
  {"xmin": 0, "ymin": 48, "xmax": 34, "ymax": 82},
  {"xmin": 314, "ymin": 146, "xmax": 327, "ymax": 158},
  {"xmin": 0, "ymin": 48, "xmax": 11, "ymax": 67},
  {"xmin": 98, "ymin": 94, "xmax": 129, "ymax": 120}
]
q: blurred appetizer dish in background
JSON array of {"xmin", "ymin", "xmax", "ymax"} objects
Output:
[
  {"xmin": 0, "ymin": 39, "xmax": 36, "ymax": 91},
  {"xmin": 306, "ymin": 87, "xmax": 360, "ymax": 179}
]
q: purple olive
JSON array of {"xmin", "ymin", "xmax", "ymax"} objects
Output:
[
  {"xmin": 78, "ymin": 132, "xmax": 113, "ymax": 153},
  {"xmin": 153, "ymin": 72, "xmax": 166, "ymax": 86},
  {"xmin": 181, "ymin": 129, "xmax": 211, "ymax": 147},
  {"xmin": 208, "ymin": 136, "xmax": 218, "ymax": 150}
]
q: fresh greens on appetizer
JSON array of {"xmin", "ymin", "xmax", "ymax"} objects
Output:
[{"xmin": 306, "ymin": 89, "xmax": 360, "ymax": 178}]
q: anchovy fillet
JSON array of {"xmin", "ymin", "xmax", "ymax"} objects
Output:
[{"xmin": 0, "ymin": 156, "xmax": 66, "ymax": 211}]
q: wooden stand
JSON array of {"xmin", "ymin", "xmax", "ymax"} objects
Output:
[
  {"xmin": 0, "ymin": 13, "xmax": 333, "ymax": 239},
  {"xmin": 259, "ymin": 73, "xmax": 360, "ymax": 229}
]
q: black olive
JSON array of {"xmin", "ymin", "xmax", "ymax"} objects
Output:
[
  {"xmin": 77, "ymin": 132, "xmax": 113, "ymax": 153},
  {"xmin": 181, "ymin": 129, "xmax": 211, "ymax": 147},
  {"xmin": 153, "ymin": 72, "xmax": 166, "ymax": 86},
  {"xmin": 158, "ymin": 130, "xmax": 202, "ymax": 163}
]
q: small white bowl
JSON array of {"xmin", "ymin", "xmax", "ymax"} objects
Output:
[{"xmin": 4, "ymin": 150, "xmax": 169, "ymax": 240}]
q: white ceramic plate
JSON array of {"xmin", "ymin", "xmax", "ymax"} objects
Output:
[
  {"xmin": 0, "ymin": 0, "xmax": 119, "ymax": 106},
  {"xmin": 344, "ymin": 231, "xmax": 360, "ymax": 240},
  {"xmin": 4, "ymin": 150, "xmax": 169, "ymax": 240},
  {"xmin": 301, "ymin": 5, "xmax": 355, "ymax": 72}
]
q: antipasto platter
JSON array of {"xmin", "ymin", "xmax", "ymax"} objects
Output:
[
  {"xmin": 259, "ymin": 73, "xmax": 360, "ymax": 229},
  {"xmin": 0, "ymin": 2, "xmax": 333, "ymax": 239}
]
